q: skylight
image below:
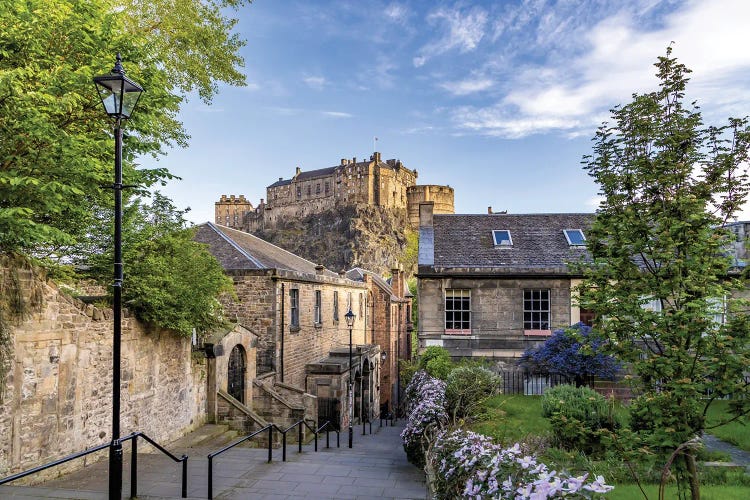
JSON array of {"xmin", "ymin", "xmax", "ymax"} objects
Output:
[
  {"xmin": 563, "ymin": 229, "xmax": 586, "ymax": 246},
  {"xmin": 492, "ymin": 230, "xmax": 512, "ymax": 246}
]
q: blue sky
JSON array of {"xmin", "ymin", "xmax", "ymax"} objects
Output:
[{"xmin": 156, "ymin": 0, "xmax": 750, "ymax": 224}]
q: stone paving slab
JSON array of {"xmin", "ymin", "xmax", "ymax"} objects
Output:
[{"xmin": 0, "ymin": 422, "xmax": 426, "ymax": 499}]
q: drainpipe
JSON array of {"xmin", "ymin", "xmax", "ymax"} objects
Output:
[{"xmin": 280, "ymin": 283, "xmax": 285, "ymax": 383}]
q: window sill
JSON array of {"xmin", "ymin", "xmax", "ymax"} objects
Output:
[
  {"xmin": 444, "ymin": 329, "xmax": 471, "ymax": 335},
  {"xmin": 314, "ymin": 323, "xmax": 322, "ymax": 329},
  {"xmin": 289, "ymin": 325, "xmax": 301, "ymax": 333},
  {"xmin": 524, "ymin": 329, "xmax": 552, "ymax": 336}
]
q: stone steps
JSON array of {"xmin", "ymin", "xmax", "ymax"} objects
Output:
[{"xmin": 167, "ymin": 423, "xmax": 239, "ymax": 452}]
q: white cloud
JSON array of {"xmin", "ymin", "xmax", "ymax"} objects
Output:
[
  {"xmin": 440, "ymin": 77, "xmax": 494, "ymax": 96},
  {"xmin": 384, "ymin": 3, "xmax": 409, "ymax": 24},
  {"xmin": 414, "ymin": 6, "xmax": 488, "ymax": 67},
  {"xmin": 303, "ymin": 75, "xmax": 328, "ymax": 90},
  {"xmin": 449, "ymin": 0, "xmax": 750, "ymax": 138},
  {"xmin": 321, "ymin": 111, "xmax": 353, "ymax": 118}
]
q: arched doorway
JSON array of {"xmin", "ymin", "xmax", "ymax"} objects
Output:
[{"xmin": 228, "ymin": 344, "xmax": 246, "ymax": 404}]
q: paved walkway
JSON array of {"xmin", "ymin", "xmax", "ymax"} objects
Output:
[
  {"xmin": 0, "ymin": 422, "xmax": 426, "ymax": 499},
  {"xmin": 704, "ymin": 434, "xmax": 750, "ymax": 471}
]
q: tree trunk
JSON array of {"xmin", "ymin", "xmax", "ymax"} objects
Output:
[{"xmin": 684, "ymin": 451, "xmax": 700, "ymax": 500}]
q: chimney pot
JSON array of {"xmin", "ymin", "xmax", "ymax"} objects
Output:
[{"xmin": 488, "ymin": 206, "xmax": 493, "ymax": 214}]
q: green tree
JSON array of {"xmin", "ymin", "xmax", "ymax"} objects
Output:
[
  {"xmin": 579, "ymin": 48, "xmax": 750, "ymax": 499},
  {"xmin": 0, "ymin": 0, "xmax": 248, "ymax": 253},
  {"xmin": 73, "ymin": 193, "xmax": 234, "ymax": 336}
]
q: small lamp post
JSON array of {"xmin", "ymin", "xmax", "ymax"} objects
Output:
[
  {"xmin": 93, "ymin": 53, "xmax": 143, "ymax": 500},
  {"xmin": 344, "ymin": 308, "xmax": 355, "ymax": 448}
]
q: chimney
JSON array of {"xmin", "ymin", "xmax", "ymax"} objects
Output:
[
  {"xmin": 352, "ymin": 157, "xmax": 356, "ymax": 164},
  {"xmin": 391, "ymin": 265, "xmax": 404, "ymax": 299},
  {"xmin": 295, "ymin": 166, "xmax": 301, "ymax": 176},
  {"xmin": 418, "ymin": 202, "xmax": 435, "ymax": 268},
  {"xmin": 278, "ymin": 177, "xmax": 283, "ymax": 182},
  {"xmin": 488, "ymin": 206, "xmax": 493, "ymax": 214},
  {"xmin": 374, "ymin": 152, "xmax": 381, "ymax": 163},
  {"xmin": 341, "ymin": 158, "xmax": 348, "ymax": 165},
  {"xmin": 315, "ymin": 264, "xmax": 325, "ymax": 275}
]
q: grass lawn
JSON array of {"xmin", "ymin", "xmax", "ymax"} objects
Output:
[
  {"xmin": 607, "ymin": 484, "xmax": 750, "ymax": 499},
  {"xmin": 470, "ymin": 394, "xmax": 549, "ymax": 444},
  {"xmin": 705, "ymin": 400, "xmax": 750, "ymax": 452}
]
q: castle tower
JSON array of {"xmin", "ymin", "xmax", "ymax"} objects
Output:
[
  {"xmin": 215, "ymin": 195, "xmax": 253, "ymax": 229},
  {"xmin": 406, "ymin": 185, "xmax": 455, "ymax": 228}
]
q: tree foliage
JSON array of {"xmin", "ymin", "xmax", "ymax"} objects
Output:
[
  {"xmin": 519, "ymin": 323, "xmax": 620, "ymax": 385},
  {"xmin": 0, "ymin": 0, "xmax": 248, "ymax": 335},
  {"xmin": 0, "ymin": 0, "xmax": 248, "ymax": 252},
  {"xmin": 579, "ymin": 48, "xmax": 750, "ymax": 498}
]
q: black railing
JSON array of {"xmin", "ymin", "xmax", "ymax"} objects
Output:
[
  {"xmin": 498, "ymin": 370, "xmax": 594, "ymax": 395},
  {"xmin": 207, "ymin": 419, "xmax": 339, "ymax": 500},
  {"xmin": 0, "ymin": 432, "xmax": 187, "ymax": 498},
  {"xmin": 120, "ymin": 431, "xmax": 188, "ymax": 498}
]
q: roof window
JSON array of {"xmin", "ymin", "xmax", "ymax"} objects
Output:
[
  {"xmin": 492, "ymin": 230, "xmax": 513, "ymax": 247},
  {"xmin": 563, "ymin": 229, "xmax": 586, "ymax": 246}
]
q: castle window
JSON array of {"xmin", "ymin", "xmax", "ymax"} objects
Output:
[
  {"xmin": 307, "ymin": 185, "xmax": 311, "ymax": 196},
  {"xmin": 296, "ymin": 186, "xmax": 301, "ymax": 199},
  {"xmin": 316, "ymin": 183, "xmax": 321, "ymax": 195},
  {"xmin": 333, "ymin": 291, "xmax": 339, "ymax": 321},
  {"xmin": 325, "ymin": 182, "xmax": 330, "ymax": 194}
]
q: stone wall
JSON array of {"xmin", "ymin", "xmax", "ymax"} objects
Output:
[
  {"xmin": 406, "ymin": 185, "xmax": 455, "ymax": 228},
  {"xmin": 418, "ymin": 276, "xmax": 576, "ymax": 361},
  {"xmin": 0, "ymin": 266, "xmax": 207, "ymax": 478}
]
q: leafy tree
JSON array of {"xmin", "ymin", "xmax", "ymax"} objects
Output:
[
  {"xmin": 73, "ymin": 193, "xmax": 234, "ymax": 336},
  {"xmin": 519, "ymin": 323, "xmax": 620, "ymax": 386},
  {"xmin": 0, "ymin": 0, "xmax": 248, "ymax": 253},
  {"xmin": 579, "ymin": 48, "xmax": 750, "ymax": 498}
]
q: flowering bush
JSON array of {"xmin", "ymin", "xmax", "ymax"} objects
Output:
[
  {"xmin": 401, "ymin": 370, "xmax": 448, "ymax": 467},
  {"xmin": 430, "ymin": 429, "xmax": 614, "ymax": 499}
]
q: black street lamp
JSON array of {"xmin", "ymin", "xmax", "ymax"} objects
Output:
[
  {"xmin": 344, "ymin": 308, "xmax": 355, "ymax": 449},
  {"xmin": 93, "ymin": 53, "xmax": 143, "ymax": 500}
]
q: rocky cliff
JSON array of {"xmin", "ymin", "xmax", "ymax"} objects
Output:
[{"xmin": 254, "ymin": 205, "xmax": 413, "ymax": 275}]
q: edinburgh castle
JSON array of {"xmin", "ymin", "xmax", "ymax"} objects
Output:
[{"xmin": 214, "ymin": 152, "xmax": 455, "ymax": 232}]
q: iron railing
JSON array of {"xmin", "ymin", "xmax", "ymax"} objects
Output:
[
  {"xmin": 207, "ymin": 419, "xmax": 339, "ymax": 499},
  {"xmin": 498, "ymin": 370, "xmax": 594, "ymax": 395},
  {"xmin": 0, "ymin": 432, "xmax": 188, "ymax": 498}
]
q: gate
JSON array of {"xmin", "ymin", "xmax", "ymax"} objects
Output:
[
  {"xmin": 228, "ymin": 344, "xmax": 246, "ymax": 404},
  {"xmin": 318, "ymin": 397, "xmax": 340, "ymax": 430}
]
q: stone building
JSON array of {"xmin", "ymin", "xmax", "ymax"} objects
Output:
[
  {"xmin": 214, "ymin": 152, "xmax": 455, "ymax": 231},
  {"xmin": 416, "ymin": 202, "xmax": 595, "ymax": 365},
  {"xmin": 194, "ymin": 222, "xmax": 384, "ymax": 429},
  {"xmin": 215, "ymin": 194, "xmax": 254, "ymax": 230},
  {"xmin": 346, "ymin": 266, "xmax": 412, "ymax": 417}
]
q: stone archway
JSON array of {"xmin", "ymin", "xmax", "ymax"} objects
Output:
[{"xmin": 228, "ymin": 344, "xmax": 246, "ymax": 404}]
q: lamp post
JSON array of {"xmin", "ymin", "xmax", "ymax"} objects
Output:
[
  {"xmin": 344, "ymin": 308, "xmax": 355, "ymax": 448},
  {"xmin": 93, "ymin": 53, "xmax": 143, "ymax": 500}
]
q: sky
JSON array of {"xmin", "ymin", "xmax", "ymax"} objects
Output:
[{"xmin": 155, "ymin": 0, "xmax": 750, "ymax": 224}]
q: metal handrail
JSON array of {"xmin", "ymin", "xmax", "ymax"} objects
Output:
[
  {"xmin": 120, "ymin": 432, "xmax": 188, "ymax": 498},
  {"xmin": 0, "ymin": 442, "xmax": 110, "ymax": 487},
  {"xmin": 206, "ymin": 420, "xmax": 340, "ymax": 499},
  {"xmin": 0, "ymin": 432, "xmax": 188, "ymax": 499}
]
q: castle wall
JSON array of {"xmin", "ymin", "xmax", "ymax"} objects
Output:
[
  {"xmin": 0, "ymin": 266, "xmax": 207, "ymax": 479},
  {"xmin": 407, "ymin": 185, "xmax": 455, "ymax": 228},
  {"xmin": 215, "ymin": 194, "xmax": 253, "ymax": 229}
]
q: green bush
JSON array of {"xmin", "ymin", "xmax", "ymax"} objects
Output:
[
  {"xmin": 445, "ymin": 365, "xmax": 501, "ymax": 422},
  {"xmin": 541, "ymin": 384, "xmax": 616, "ymax": 453},
  {"xmin": 418, "ymin": 346, "xmax": 453, "ymax": 380}
]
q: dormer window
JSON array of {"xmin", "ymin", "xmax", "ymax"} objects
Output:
[
  {"xmin": 563, "ymin": 229, "xmax": 586, "ymax": 246},
  {"xmin": 492, "ymin": 230, "xmax": 512, "ymax": 247}
]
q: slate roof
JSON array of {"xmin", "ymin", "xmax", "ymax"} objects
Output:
[
  {"xmin": 194, "ymin": 222, "xmax": 340, "ymax": 277},
  {"xmin": 425, "ymin": 213, "xmax": 594, "ymax": 273}
]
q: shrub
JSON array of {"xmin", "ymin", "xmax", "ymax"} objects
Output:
[
  {"xmin": 520, "ymin": 323, "xmax": 619, "ymax": 385},
  {"xmin": 542, "ymin": 384, "xmax": 616, "ymax": 453},
  {"xmin": 401, "ymin": 370, "xmax": 448, "ymax": 467},
  {"xmin": 418, "ymin": 346, "xmax": 453, "ymax": 379},
  {"xmin": 429, "ymin": 428, "xmax": 613, "ymax": 499},
  {"xmin": 445, "ymin": 365, "xmax": 502, "ymax": 422}
]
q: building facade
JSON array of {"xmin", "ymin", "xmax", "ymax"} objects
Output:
[
  {"xmin": 416, "ymin": 202, "xmax": 594, "ymax": 365},
  {"xmin": 194, "ymin": 222, "xmax": 385, "ymax": 429}
]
